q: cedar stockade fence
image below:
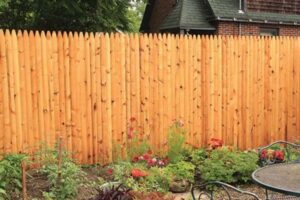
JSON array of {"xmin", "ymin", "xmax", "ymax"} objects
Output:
[{"xmin": 0, "ymin": 30, "xmax": 299, "ymax": 164}]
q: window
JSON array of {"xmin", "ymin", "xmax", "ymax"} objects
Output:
[{"xmin": 260, "ymin": 27, "xmax": 279, "ymax": 36}]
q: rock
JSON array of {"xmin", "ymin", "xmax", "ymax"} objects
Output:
[{"xmin": 169, "ymin": 179, "xmax": 190, "ymax": 193}]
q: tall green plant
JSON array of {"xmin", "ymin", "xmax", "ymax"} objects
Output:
[
  {"xmin": 167, "ymin": 120, "xmax": 187, "ymax": 163},
  {"xmin": 37, "ymin": 142, "xmax": 86, "ymax": 200}
]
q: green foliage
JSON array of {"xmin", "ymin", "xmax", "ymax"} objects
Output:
[
  {"xmin": 143, "ymin": 167, "xmax": 169, "ymax": 193},
  {"xmin": 38, "ymin": 146, "xmax": 86, "ymax": 200},
  {"xmin": 111, "ymin": 162, "xmax": 169, "ymax": 193},
  {"xmin": 0, "ymin": 154, "xmax": 27, "ymax": 199},
  {"xmin": 200, "ymin": 148, "xmax": 258, "ymax": 184},
  {"xmin": 191, "ymin": 148, "xmax": 207, "ymax": 166},
  {"xmin": 163, "ymin": 161, "xmax": 195, "ymax": 183},
  {"xmin": 167, "ymin": 121, "xmax": 187, "ymax": 163},
  {"xmin": 0, "ymin": 0, "xmax": 145, "ymax": 32},
  {"xmin": 127, "ymin": 0, "xmax": 147, "ymax": 32}
]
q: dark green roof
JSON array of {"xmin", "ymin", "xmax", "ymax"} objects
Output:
[
  {"xmin": 208, "ymin": 0, "xmax": 300, "ymax": 24},
  {"xmin": 159, "ymin": 0, "xmax": 300, "ymax": 31},
  {"xmin": 160, "ymin": 0, "xmax": 215, "ymax": 30}
]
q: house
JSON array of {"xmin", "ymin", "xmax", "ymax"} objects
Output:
[{"xmin": 140, "ymin": 0, "xmax": 300, "ymax": 36}]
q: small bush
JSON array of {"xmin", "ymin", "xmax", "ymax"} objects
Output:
[
  {"xmin": 163, "ymin": 161, "xmax": 195, "ymax": 183},
  {"xmin": 0, "ymin": 154, "xmax": 27, "ymax": 199},
  {"xmin": 191, "ymin": 148, "xmax": 207, "ymax": 166},
  {"xmin": 200, "ymin": 148, "xmax": 258, "ymax": 183}
]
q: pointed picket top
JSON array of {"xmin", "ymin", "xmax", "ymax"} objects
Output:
[
  {"xmin": 46, "ymin": 31, "xmax": 52, "ymax": 40},
  {"xmin": 40, "ymin": 31, "xmax": 46, "ymax": 39},
  {"xmin": 17, "ymin": 30, "xmax": 23, "ymax": 38},
  {"xmin": 52, "ymin": 31, "xmax": 57, "ymax": 40},
  {"xmin": 34, "ymin": 30, "xmax": 40, "ymax": 38},
  {"xmin": 67, "ymin": 31, "xmax": 73, "ymax": 38},
  {"xmin": 23, "ymin": 30, "xmax": 29, "ymax": 38},
  {"xmin": 5, "ymin": 29, "xmax": 11, "ymax": 37},
  {"xmin": 57, "ymin": 31, "xmax": 62, "ymax": 39},
  {"xmin": 11, "ymin": 29, "xmax": 17, "ymax": 38},
  {"xmin": 79, "ymin": 31, "xmax": 84, "ymax": 39},
  {"xmin": 73, "ymin": 32, "xmax": 79, "ymax": 42},
  {"xmin": 84, "ymin": 32, "xmax": 89, "ymax": 41},
  {"xmin": 89, "ymin": 32, "xmax": 94, "ymax": 39}
]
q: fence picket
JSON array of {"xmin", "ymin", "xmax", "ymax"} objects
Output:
[{"xmin": 0, "ymin": 30, "xmax": 299, "ymax": 164}]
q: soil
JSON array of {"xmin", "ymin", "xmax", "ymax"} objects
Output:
[{"xmin": 23, "ymin": 167, "xmax": 297, "ymax": 200}]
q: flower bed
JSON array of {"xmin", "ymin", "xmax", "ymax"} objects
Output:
[{"xmin": 0, "ymin": 119, "xmax": 264, "ymax": 200}]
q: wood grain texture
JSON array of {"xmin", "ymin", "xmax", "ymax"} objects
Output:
[{"xmin": 0, "ymin": 31, "xmax": 299, "ymax": 164}]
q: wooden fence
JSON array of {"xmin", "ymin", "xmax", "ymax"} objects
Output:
[{"xmin": 0, "ymin": 30, "xmax": 299, "ymax": 164}]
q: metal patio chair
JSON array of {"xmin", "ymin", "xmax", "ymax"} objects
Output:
[
  {"xmin": 258, "ymin": 141, "xmax": 300, "ymax": 167},
  {"xmin": 191, "ymin": 181, "xmax": 260, "ymax": 200},
  {"xmin": 256, "ymin": 141, "xmax": 300, "ymax": 200}
]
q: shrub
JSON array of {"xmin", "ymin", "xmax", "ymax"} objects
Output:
[
  {"xmin": 191, "ymin": 148, "xmax": 207, "ymax": 166},
  {"xmin": 163, "ymin": 161, "xmax": 195, "ymax": 183},
  {"xmin": 200, "ymin": 148, "xmax": 258, "ymax": 183},
  {"xmin": 0, "ymin": 154, "xmax": 27, "ymax": 199}
]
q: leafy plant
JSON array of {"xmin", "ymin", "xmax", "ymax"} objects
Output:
[
  {"xmin": 37, "ymin": 144, "xmax": 86, "ymax": 200},
  {"xmin": 191, "ymin": 148, "xmax": 207, "ymax": 166},
  {"xmin": 166, "ymin": 120, "xmax": 187, "ymax": 163},
  {"xmin": 92, "ymin": 184, "xmax": 134, "ymax": 200},
  {"xmin": 126, "ymin": 117, "xmax": 150, "ymax": 161},
  {"xmin": 143, "ymin": 167, "xmax": 169, "ymax": 193},
  {"xmin": 200, "ymin": 148, "xmax": 258, "ymax": 183},
  {"xmin": 111, "ymin": 161, "xmax": 170, "ymax": 193},
  {"xmin": 163, "ymin": 161, "xmax": 195, "ymax": 183},
  {"xmin": 0, "ymin": 154, "xmax": 27, "ymax": 199}
]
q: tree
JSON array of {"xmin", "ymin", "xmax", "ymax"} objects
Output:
[{"xmin": 0, "ymin": 0, "xmax": 146, "ymax": 32}]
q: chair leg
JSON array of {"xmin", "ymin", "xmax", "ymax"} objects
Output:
[{"xmin": 265, "ymin": 189, "xmax": 270, "ymax": 200}]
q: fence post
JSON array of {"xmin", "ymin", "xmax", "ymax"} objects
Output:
[{"xmin": 21, "ymin": 160, "xmax": 27, "ymax": 200}]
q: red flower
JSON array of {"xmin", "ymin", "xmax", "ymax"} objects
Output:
[
  {"xmin": 131, "ymin": 169, "xmax": 148, "ymax": 178},
  {"xmin": 260, "ymin": 149, "xmax": 267, "ymax": 159},
  {"xmin": 106, "ymin": 168, "xmax": 113, "ymax": 175},
  {"xmin": 273, "ymin": 150, "xmax": 285, "ymax": 161},
  {"xmin": 132, "ymin": 156, "xmax": 139, "ymax": 162},
  {"xmin": 210, "ymin": 138, "xmax": 223, "ymax": 149},
  {"xmin": 143, "ymin": 153, "xmax": 151, "ymax": 161}
]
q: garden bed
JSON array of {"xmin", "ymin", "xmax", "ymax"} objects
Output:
[{"xmin": 1, "ymin": 120, "xmax": 298, "ymax": 200}]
